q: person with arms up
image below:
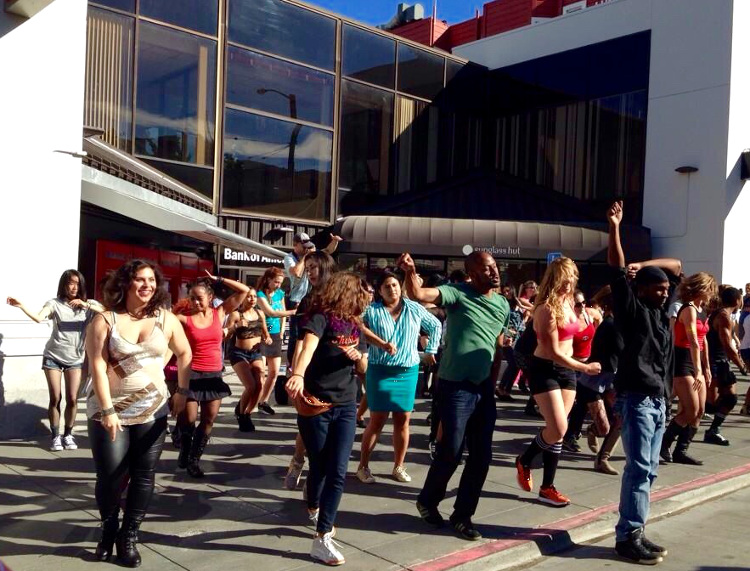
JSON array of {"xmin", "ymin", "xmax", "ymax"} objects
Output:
[
  {"xmin": 398, "ymin": 250, "xmax": 509, "ymax": 541},
  {"xmin": 607, "ymin": 200, "xmax": 682, "ymax": 565},
  {"xmin": 7, "ymin": 270, "xmax": 103, "ymax": 451},
  {"xmin": 86, "ymin": 260, "xmax": 191, "ymax": 567}
]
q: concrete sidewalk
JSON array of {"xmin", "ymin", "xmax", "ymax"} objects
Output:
[{"xmin": 2, "ymin": 373, "xmax": 750, "ymax": 571}]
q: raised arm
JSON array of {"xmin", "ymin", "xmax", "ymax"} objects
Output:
[
  {"xmin": 607, "ymin": 201, "xmax": 626, "ymax": 268},
  {"xmin": 6, "ymin": 297, "xmax": 53, "ymax": 323},
  {"xmin": 204, "ymin": 271, "xmax": 249, "ymax": 314},
  {"xmin": 284, "ymin": 252, "xmax": 307, "ymax": 279},
  {"xmin": 322, "ymin": 234, "xmax": 343, "ymax": 255},
  {"xmin": 397, "ymin": 253, "xmax": 442, "ymax": 304}
]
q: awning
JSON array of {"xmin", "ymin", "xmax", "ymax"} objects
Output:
[
  {"xmin": 334, "ymin": 216, "xmax": 611, "ymax": 261},
  {"xmin": 81, "ymin": 138, "xmax": 285, "ymax": 258}
]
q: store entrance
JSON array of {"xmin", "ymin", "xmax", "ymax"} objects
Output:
[{"xmin": 239, "ymin": 268, "xmax": 265, "ymax": 289}]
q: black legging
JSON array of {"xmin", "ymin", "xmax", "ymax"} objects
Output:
[{"xmin": 88, "ymin": 416, "xmax": 167, "ymax": 523}]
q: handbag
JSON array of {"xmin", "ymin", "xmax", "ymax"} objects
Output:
[{"xmin": 293, "ymin": 390, "xmax": 333, "ymax": 417}]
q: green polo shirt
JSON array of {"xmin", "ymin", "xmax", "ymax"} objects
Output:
[{"xmin": 437, "ymin": 283, "xmax": 510, "ymax": 384}]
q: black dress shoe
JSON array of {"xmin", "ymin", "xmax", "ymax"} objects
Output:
[
  {"xmin": 672, "ymin": 449, "xmax": 703, "ymax": 465},
  {"xmin": 615, "ymin": 529, "xmax": 663, "ymax": 565}
]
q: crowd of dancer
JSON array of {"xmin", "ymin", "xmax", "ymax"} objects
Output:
[{"xmin": 9, "ymin": 207, "xmax": 750, "ymax": 567}]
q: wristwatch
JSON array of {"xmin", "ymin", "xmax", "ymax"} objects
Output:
[
  {"xmin": 101, "ymin": 407, "xmax": 116, "ymax": 417},
  {"xmin": 176, "ymin": 387, "xmax": 191, "ymax": 396}
]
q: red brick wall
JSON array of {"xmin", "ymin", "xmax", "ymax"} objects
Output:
[
  {"xmin": 532, "ymin": 0, "xmax": 563, "ymax": 18},
  {"xmin": 447, "ymin": 17, "xmax": 482, "ymax": 48},
  {"xmin": 483, "ymin": 0, "xmax": 533, "ymax": 37},
  {"xmin": 389, "ymin": 18, "xmax": 434, "ymax": 45}
]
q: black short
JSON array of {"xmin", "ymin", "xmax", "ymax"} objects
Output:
[
  {"xmin": 264, "ymin": 332, "xmax": 282, "ymax": 358},
  {"xmin": 528, "ymin": 356, "xmax": 577, "ymax": 395},
  {"xmin": 576, "ymin": 383, "xmax": 601, "ymax": 405},
  {"xmin": 711, "ymin": 360, "xmax": 737, "ymax": 387},
  {"xmin": 230, "ymin": 346, "xmax": 263, "ymax": 366},
  {"xmin": 187, "ymin": 370, "xmax": 232, "ymax": 402},
  {"xmin": 674, "ymin": 346, "xmax": 697, "ymax": 377}
]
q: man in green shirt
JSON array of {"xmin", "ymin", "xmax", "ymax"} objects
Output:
[{"xmin": 398, "ymin": 251, "xmax": 509, "ymax": 541}]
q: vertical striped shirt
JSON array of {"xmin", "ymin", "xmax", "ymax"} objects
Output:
[{"xmin": 364, "ymin": 298, "xmax": 442, "ymax": 367}]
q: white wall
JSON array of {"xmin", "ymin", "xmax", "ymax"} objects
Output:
[
  {"xmin": 455, "ymin": 0, "xmax": 739, "ymax": 281},
  {"xmin": 0, "ymin": 0, "xmax": 87, "ymax": 437},
  {"xmin": 722, "ymin": 1, "xmax": 750, "ymax": 288}
]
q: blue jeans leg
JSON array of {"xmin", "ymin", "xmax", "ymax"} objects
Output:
[
  {"xmin": 298, "ymin": 404, "xmax": 357, "ymax": 534},
  {"xmin": 615, "ymin": 394, "xmax": 665, "ymax": 541}
]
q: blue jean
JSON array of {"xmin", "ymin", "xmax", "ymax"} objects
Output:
[
  {"xmin": 615, "ymin": 393, "xmax": 666, "ymax": 541},
  {"xmin": 297, "ymin": 403, "xmax": 357, "ymax": 534},
  {"xmin": 418, "ymin": 377, "xmax": 497, "ymax": 520}
]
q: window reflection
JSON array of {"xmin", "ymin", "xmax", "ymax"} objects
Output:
[
  {"xmin": 395, "ymin": 96, "xmax": 439, "ymax": 193},
  {"xmin": 223, "ymin": 109, "xmax": 332, "ymax": 221},
  {"xmin": 228, "ymin": 0, "xmax": 336, "ymax": 71},
  {"xmin": 227, "ymin": 47, "xmax": 334, "ymax": 126},
  {"xmin": 85, "ymin": 7, "xmax": 134, "ymax": 152},
  {"xmin": 342, "ymin": 25, "xmax": 396, "ymax": 88},
  {"xmin": 339, "ymin": 80, "xmax": 393, "ymax": 200},
  {"xmin": 135, "ymin": 22, "xmax": 216, "ymax": 167},
  {"xmin": 397, "ymin": 44, "xmax": 444, "ymax": 100},
  {"xmin": 140, "ymin": 0, "xmax": 218, "ymax": 36},
  {"xmin": 90, "ymin": 0, "xmax": 134, "ymax": 12},
  {"xmin": 142, "ymin": 158, "xmax": 214, "ymax": 199}
]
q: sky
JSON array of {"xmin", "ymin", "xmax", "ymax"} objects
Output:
[{"xmin": 308, "ymin": 0, "xmax": 480, "ymax": 27}]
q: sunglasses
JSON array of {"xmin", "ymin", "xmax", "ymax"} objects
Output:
[{"xmin": 575, "ymin": 301, "xmax": 586, "ymax": 308}]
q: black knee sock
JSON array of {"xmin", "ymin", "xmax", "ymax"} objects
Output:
[
  {"xmin": 51, "ymin": 425, "xmax": 60, "ymax": 438},
  {"xmin": 542, "ymin": 442, "xmax": 562, "ymax": 488},
  {"xmin": 63, "ymin": 426, "xmax": 73, "ymax": 438},
  {"xmin": 521, "ymin": 432, "xmax": 551, "ymax": 467},
  {"xmin": 709, "ymin": 412, "xmax": 727, "ymax": 432}
]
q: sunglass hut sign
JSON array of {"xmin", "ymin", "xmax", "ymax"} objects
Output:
[{"xmin": 223, "ymin": 247, "xmax": 282, "ymax": 266}]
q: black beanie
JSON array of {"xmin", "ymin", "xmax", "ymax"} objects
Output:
[{"xmin": 635, "ymin": 266, "xmax": 669, "ymax": 286}]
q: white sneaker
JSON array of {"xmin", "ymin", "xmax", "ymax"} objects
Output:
[
  {"xmin": 392, "ymin": 465, "xmax": 412, "ymax": 483},
  {"xmin": 311, "ymin": 531, "xmax": 345, "ymax": 566},
  {"xmin": 50, "ymin": 436, "xmax": 63, "ymax": 451},
  {"xmin": 356, "ymin": 466, "xmax": 375, "ymax": 484},
  {"xmin": 285, "ymin": 457, "xmax": 305, "ymax": 490},
  {"xmin": 62, "ymin": 434, "xmax": 78, "ymax": 450}
]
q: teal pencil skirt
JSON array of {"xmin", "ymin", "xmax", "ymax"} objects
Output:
[{"xmin": 366, "ymin": 364, "xmax": 420, "ymax": 413}]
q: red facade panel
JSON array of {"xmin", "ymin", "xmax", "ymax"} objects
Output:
[
  {"xmin": 532, "ymin": 0, "xmax": 563, "ymax": 18},
  {"xmin": 448, "ymin": 17, "xmax": 481, "ymax": 48},
  {"xmin": 483, "ymin": 0, "xmax": 533, "ymax": 37},
  {"xmin": 389, "ymin": 18, "xmax": 433, "ymax": 45}
]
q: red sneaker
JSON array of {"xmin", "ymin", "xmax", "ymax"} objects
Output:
[
  {"xmin": 539, "ymin": 485, "xmax": 570, "ymax": 507},
  {"xmin": 515, "ymin": 456, "xmax": 533, "ymax": 492}
]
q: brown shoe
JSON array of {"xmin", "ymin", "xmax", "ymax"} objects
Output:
[
  {"xmin": 586, "ymin": 427, "xmax": 600, "ymax": 454},
  {"xmin": 595, "ymin": 455, "xmax": 619, "ymax": 475}
]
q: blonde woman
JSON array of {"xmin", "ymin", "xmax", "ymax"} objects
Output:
[
  {"xmin": 659, "ymin": 273, "xmax": 717, "ymax": 465},
  {"xmin": 515, "ymin": 258, "xmax": 601, "ymax": 507}
]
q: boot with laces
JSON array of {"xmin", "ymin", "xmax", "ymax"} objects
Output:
[
  {"xmin": 115, "ymin": 518, "xmax": 142, "ymax": 568},
  {"xmin": 95, "ymin": 510, "xmax": 120, "ymax": 561},
  {"xmin": 615, "ymin": 528, "xmax": 663, "ymax": 565},
  {"xmin": 311, "ymin": 530, "xmax": 345, "ymax": 566}
]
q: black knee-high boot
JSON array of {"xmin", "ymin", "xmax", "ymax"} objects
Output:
[
  {"xmin": 95, "ymin": 508, "xmax": 120, "ymax": 561},
  {"xmin": 187, "ymin": 428, "xmax": 209, "ymax": 478},
  {"xmin": 659, "ymin": 419, "xmax": 681, "ymax": 463},
  {"xmin": 672, "ymin": 425, "xmax": 702, "ymax": 465},
  {"xmin": 178, "ymin": 424, "xmax": 194, "ymax": 469}
]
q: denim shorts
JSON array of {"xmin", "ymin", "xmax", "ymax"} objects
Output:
[{"xmin": 42, "ymin": 356, "xmax": 82, "ymax": 371}]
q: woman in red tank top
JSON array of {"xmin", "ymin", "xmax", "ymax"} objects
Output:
[
  {"xmin": 660, "ymin": 272, "xmax": 717, "ymax": 465},
  {"xmin": 174, "ymin": 271, "xmax": 249, "ymax": 478}
]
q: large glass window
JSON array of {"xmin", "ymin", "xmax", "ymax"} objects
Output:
[
  {"xmin": 223, "ymin": 109, "xmax": 332, "ymax": 221},
  {"xmin": 394, "ymin": 96, "xmax": 439, "ymax": 193},
  {"xmin": 397, "ymin": 44, "xmax": 444, "ymax": 100},
  {"xmin": 135, "ymin": 22, "xmax": 217, "ymax": 168},
  {"xmin": 342, "ymin": 25, "xmax": 396, "ymax": 89},
  {"xmin": 140, "ymin": 0, "xmax": 218, "ymax": 36},
  {"xmin": 227, "ymin": 47, "xmax": 334, "ymax": 126},
  {"xmin": 85, "ymin": 7, "xmax": 134, "ymax": 152},
  {"xmin": 228, "ymin": 0, "xmax": 336, "ymax": 71},
  {"xmin": 339, "ymin": 80, "xmax": 393, "ymax": 198}
]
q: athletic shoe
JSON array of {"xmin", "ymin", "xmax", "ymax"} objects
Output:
[
  {"xmin": 704, "ymin": 430, "xmax": 730, "ymax": 446},
  {"xmin": 428, "ymin": 439, "xmax": 437, "ymax": 460},
  {"xmin": 416, "ymin": 501, "xmax": 445, "ymax": 527},
  {"xmin": 538, "ymin": 485, "xmax": 570, "ymax": 507},
  {"xmin": 615, "ymin": 529, "xmax": 663, "ymax": 565},
  {"xmin": 586, "ymin": 428, "xmax": 600, "ymax": 454},
  {"xmin": 62, "ymin": 434, "xmax": 78, "ymax": 450},
  {"xmin": 356, "ymin": 466, "xmax": 376, "ymax": 484},
  {"xmin": 310, "ymin": 531, "xmax": 345, "ymax": 566},
  {"xmin": 285, "ymin": 457, "xmax": 305, "ymax": 490},
  {"xmin": 450, "ymin": 517, "xmax": 482, "ymax": 541},
  {"xmin": 50, "ymin": 436, "xmax": 63, "ymax": 451},
  {"xmin": 641, "ymin": 534, "xmax": 668, "ymax": 557},
  {"xmin": 515, "ymin": 456, "xmax": 533, "ymax": 492},
  {"xmin": 392, "ymin": 465, "xmax": 412, "ymax": 483},
  {"xmin": 562, "ymin": 436, "xmax": 581, "ymax": 453},
  {"xmin": 258, "ymin": 402, "xmax": 276, "ymax": 415}
]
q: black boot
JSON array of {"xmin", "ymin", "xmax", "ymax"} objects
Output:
[
  {"xmin": 115, "ymin": 518, "xmax": 142, "ymax": 568},
  {"xmin": 178, "ymin": 425, "xmax": 194, "ymax": 469},
  {"xmin": 187, "ymin": 429, "xmax": 209, "ymax": 478},
  {"xmin": 95, "ymin": 510, "xmax": 120, "ymax": 561},
  {"xmin": 615, "ymin": 528, "xmax": 663, "ymax": 565},
  {"xmin": 238, "ymin": 413, "xmax": 255, "ymax": 432},
  {"xmin": 672, "ymin": 425, "xmax": 703, "ymax": 465},
  {"xmin": 659, "ymin": 420, "xmax": 681, "ymax": 463}
]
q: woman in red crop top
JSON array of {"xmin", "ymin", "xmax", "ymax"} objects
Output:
[
  {"xmin": 174, "ymin": 271, "xmax": 249, "ymax": 478},
  {"xmin": 660, "ymin": 272, "xmax": 717, "ymax": 466},
  {"xmin": 515, "ymin": 258, "xmax": 601, "ymax": 508}
]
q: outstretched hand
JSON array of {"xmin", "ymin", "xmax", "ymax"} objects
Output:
[
  {"xmin": 607, "ymin": 201, "xmax": 624, "ymax": 227},
  {"xmin": 396, "ymin": 253, "xmax": 416, "ymax": 272}
]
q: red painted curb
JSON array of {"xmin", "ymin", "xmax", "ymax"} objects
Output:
[{"xmin": 411, "ymin": 461, "xmax": 750, "ymax": 571}]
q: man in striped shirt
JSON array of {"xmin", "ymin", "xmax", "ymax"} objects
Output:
[{"xmin": 398, "ymin": 251, "xmax": 509, "ymax": 541}]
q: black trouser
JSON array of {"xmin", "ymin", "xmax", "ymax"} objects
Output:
[
  {"xmin": 499, "ymin": 346, "xmax": 520, "ymax": 392},
  {"xmin": 88, "ymin": 416, "xmax": 167, "ymax": 523}
]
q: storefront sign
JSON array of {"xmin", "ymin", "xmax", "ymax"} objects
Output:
[
  {"xmin": 462, "ymin": 244, "xmax": 522, "ymax": 258},
  {"xmin": 222, "ymin": 247, "xmax": 283, "ymax": 267}
]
